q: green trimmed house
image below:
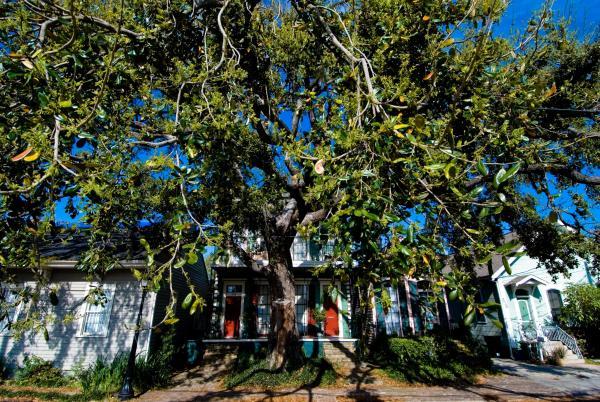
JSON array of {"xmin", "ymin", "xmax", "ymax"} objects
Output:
[
  {"xmin": 461, "ymin": 241, "xmax": 595, "ymax": 362},
  {"xmin": 203, "ymin": 235, "xmax": 453, "ymax": 364},
  {"xmin": 204, "ymin": 236, "xmax": 356, "ymax": 364}
]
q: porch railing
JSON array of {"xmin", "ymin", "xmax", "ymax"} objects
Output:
[
  {"xmin": 542, "ymin": 325, "xmax": 583, "ymax": 359},
  {"xmin": 511, "ymin": 319, "xmax": 540, "ymax": 343}
]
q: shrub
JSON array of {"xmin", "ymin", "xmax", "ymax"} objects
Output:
[
  {"xmin": 559, "ymin": 284, "xmax": 600, "ymax": 357},
  {"xmin": 76, "ymin": 330, "xmax": 174, "ymax": 397},
  {"xmin": 388, "ymin": 337, "xmax": 438, "ymax": 366},
  {"xmin": 76, "ymin": 354, "xmax": 128, "ymax": 397},
  {"xmin": 14, "ymin": 355, "xmax": 68, "ymax": 387},
  {"xmin": 375, "ymin": 335, "xmax": 491, "ymax": 384},
  {"xmin": 546, "ymin": 346, "xmax": 567, "ymax": 366}
]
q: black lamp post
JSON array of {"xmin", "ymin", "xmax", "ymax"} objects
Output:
[{"xmin": 118, "ymin": 280, "xmax": 148, "ymax": 400}]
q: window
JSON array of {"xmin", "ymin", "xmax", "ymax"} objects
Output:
[
  {"xmin": 292, "ymin": 239, "xmax": 308, "ymax": 261},
  {"xmin": 0, "ymin": 287, "xmax": 21, "ymax": 335},
  {"xmin": 256, "ymin": 285, "xmax": 270, "ymax": 336},
  {"xmin": 547, "ymin": 289, "xmax": 563, "ymax": 321},
  {"xmin": 383, "ymin": 285, "xmax": 402, "ymax": 336},
  {"xmin": 226, "ymin": 284, "xmax": 243, "ymax": 294},
  {"xmin": 79, "ymin": 284, "xmax": 115, "ymax": 337},
  {"xmin": 295, "ymin": 284, "xmax": 309, "ymax": 336}
]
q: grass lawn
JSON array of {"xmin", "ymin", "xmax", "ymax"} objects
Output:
[
  {"xmin": 224, "ymin": 357, "xmax": 338, "ymax": 389},
  {"xmin": 584, "ymin": 358, "xmax": 600, "ymax": 365},
  {"xmin": 0, "ymin": 384, "xmax": 109, "ymax": 402}
]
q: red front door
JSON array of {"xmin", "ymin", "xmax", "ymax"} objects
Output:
[
  {"xmin": 224, "ymin": 296, "xmax": 241, "ymax": 338},
  {"xmin": 323, "ymin": 292, "xmax": 339, "ymax": 336}
]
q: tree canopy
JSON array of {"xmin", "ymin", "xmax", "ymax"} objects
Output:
[{"xmin": 1, "ymin": 0, "xmax": 598, "ymax": 366}]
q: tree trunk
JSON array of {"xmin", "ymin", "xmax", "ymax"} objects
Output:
[{"xmin": 266, "ymin": 238, "xmax": 302, "ymax": 370}]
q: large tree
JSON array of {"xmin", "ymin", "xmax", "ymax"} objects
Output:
[{"xmin": 1, "ymin": 0, "xmax": 598, "ymax": 368}]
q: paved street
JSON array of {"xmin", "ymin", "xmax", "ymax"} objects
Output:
[{"xmin": 136, "ymin": 359, "xmax": 600, "ymax": 401}]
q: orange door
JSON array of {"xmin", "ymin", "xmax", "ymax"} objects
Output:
[
  {"xmin": 323, "ymin": 293, "xmax": 339, "ymax": 336},
  {"xmin": 224, "ymin": 296, "xmax": 241, "ymax": 338}
]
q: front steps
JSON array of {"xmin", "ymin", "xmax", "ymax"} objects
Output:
[{"xmin": 543, "ymin": 340, "xmax": 585, "ymax": 364}]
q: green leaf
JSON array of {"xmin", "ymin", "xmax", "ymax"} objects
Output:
[
  {"xmin": 444, "ymin": 163, "xmax": 458, "ymax": 180},
  {"xmin": 133, "ymin": 269, "xmax": 143, "ymax": 281},
  {"xmin": 502, "ymin": 256, "xmax": 512, "ymax": 275},
  {"xmin": 440, "ymin": 38, "xmax": 455, "ymax": 48},
  {"xmin": 413, "ymin": 114, "xmax": 426, "ymax": 130},
  {"xmin": 498, "ymin": 193, "xmax": 506, "ymax": 203},
  {"xmin": 362, "ymin": 211, "xmax": 380, "ymax": 221},
  {"xmin": 182, "ymin": 292, "xmax": 193, "ymax": 310},
  {"xmin": 407, "ymin": 225, "xmax": 414, "ymax": 243},
  {"xmin": 500, "ymin": 163, "xmax": 521, "ymax": 183},
  {"xmin": 174, "ymin": 259, "xmax": 186, "ymax": 269},
  {"xmin": 469, "ymin": 186, "xmax": 484, "ymax": 198},
  {"xmin": 187, "ymin": 251, "xmax": 198, "ymax": 265},
  {"xmin": 43, "ymin": 327, "xmax": 49, "ymax": 342},
  {"xmin": 59, "ymin": 99, "xmax": 72, "ymax": 108},
  {"xmin": 464, "ymin": 311, "xmax": 476, "ymax": 326},
  {"xmin": 398, "ymin": 244, "xmax": 411, "ymax": 256},
  {"xmin": 164, "ymin": 318, "xmax": 180, "ymax": 325},
  {"xmin": 477, "ymin": 160, "xmax": 488, "ymax": 176},
  {"xmin": 190, "ymin": 299, "xmax": 201, "ymax": 315},
  {"xmin": 448, "ymin": 289, "xmax": 459, "ymax": 301},
  {"xmin": 493, "ymin": 168, "xmax": 506, "ymax": 188},
  {"xmin": 424, "ymin": 163, "xmax": 445, "ymax": 171}
]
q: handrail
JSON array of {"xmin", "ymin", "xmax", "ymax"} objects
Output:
[{"xmin": 542, "ymin": 325, "xmax": 583, "ymax": 359}]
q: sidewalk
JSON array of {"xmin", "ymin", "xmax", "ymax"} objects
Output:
[{"xmin": 135, "ymin": 359, "xmax": 600, "ymax": 401}]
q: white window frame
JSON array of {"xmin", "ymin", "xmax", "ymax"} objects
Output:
[
  {"xmin": 256, "ymin": 284, "xmax": 270, "ymax": 336},
  {"xmin": 77, "ymin": 283, "xmax": 116, "ymax": 338},
  {"xmin": 0, "ymin": 285, "xmax": 23, "ymax": 336},
  {"xmin": 383, "ymin": 284, "xmax": 403, "ymax": 337},
  {"xmin": 295, "ymin": 282, "xmax": 310, "ymax": 336}
]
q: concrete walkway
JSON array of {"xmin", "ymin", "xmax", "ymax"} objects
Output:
[{"xmin": 135, "ymin": 359, "xmax": 600, "ymax": 401}]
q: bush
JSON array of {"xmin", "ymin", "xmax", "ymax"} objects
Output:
[
  {"xmin": 559, "ymin": 284, "xmax": 600, "ymax": 357},
  {"xmin": 388, "ymin": 337, "xmax": 438, "ymax": 366},
  {"xmin": 14, "ymin": 355, "xmax": 69, "ymax": 387},
  {"xmin": 546, "ymin": 346, "xmax": 567, "ymax": 366},
  {"xmin": 76, "ymin": 352, "xmax": 172, "ymax": 398},
  {"xmin": 373, "ymin": 335, "xmax": 491, "ymax": 384},
  {"xmin": 76, "ymin": 354, "xmax": 128, "ymax": 397},
  {"xmin": 76, "ymin": 330, "xmax": 174, "ymax": 397}
]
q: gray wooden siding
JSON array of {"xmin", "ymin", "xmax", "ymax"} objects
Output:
[
  {"xmin": 0, "ymin": 269, "xmax": 154, "ymax": 373},
  {"xmin": 471, "ymin": 280, "xmax": 502, "ymax": 339}
]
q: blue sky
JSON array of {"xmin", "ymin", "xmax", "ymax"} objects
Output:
[
  {"xmin": 497, "ymin": 0, "xmax": 600, "ymax": 39},
  {"xmin": 55, "ymin": 0, "xmax": 600, "ymax": 226}
]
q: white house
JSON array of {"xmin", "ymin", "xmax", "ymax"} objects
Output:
[
  {"xmin": 0, "ymin": 234, "xmax": 209, "ymax": 373},
  {"xmin": 466, "ymin": 238, "xmax": 595, "ymax": 361}
]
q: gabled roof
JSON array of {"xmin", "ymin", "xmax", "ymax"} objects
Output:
[
  {"xmin": 504, "ymin": 274, "xmax": 549, "ymax": 287},
  {"xmin": 444, "ymin": 232, "xmax": 520, "ymax": 279}
]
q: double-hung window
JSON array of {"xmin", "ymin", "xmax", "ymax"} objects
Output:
[
  {"xmin": 256, "ymin": 284, "xmax": 270, "ymax": 336},
  {"xmin": 0, "ymin": 287, "xmax": 21, "ymax": 335},
  {"xmin": 295, "ymin": 284, "xmax": 309, "ymax": 336},
  {"xmin": 79, "ymin": 284, "xmax": 115, "ymax": 337},
  {"xmin": 384, "ymin": 285, "xmax": 403, "ymax": 337}
]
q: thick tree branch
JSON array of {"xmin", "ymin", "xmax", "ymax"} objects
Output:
[
  {"xmin": 226, "ymin": 236, "xmax": 267, "ymax": 274},
  {"xmin": 37, "ymin": 14, "xmax": 142, "ymax": 45}
]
